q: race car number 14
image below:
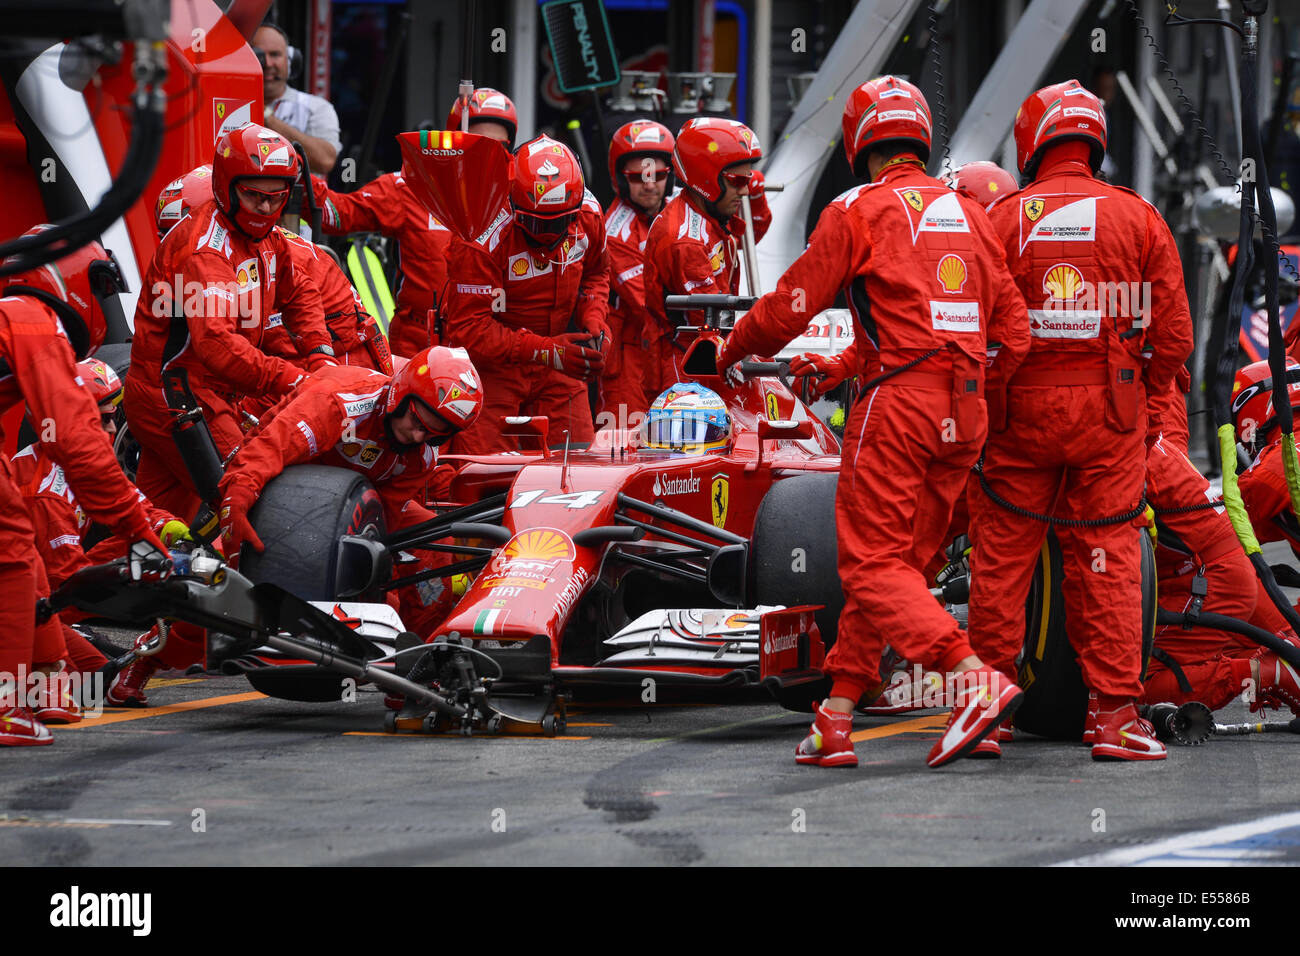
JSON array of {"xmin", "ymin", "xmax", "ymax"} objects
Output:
[{"xmin": 510, "ymin": 490, "xmax": 605, "ymax": 509}]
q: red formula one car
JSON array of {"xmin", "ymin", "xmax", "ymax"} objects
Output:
[{"xmin": 204, "ymin": 299, "xmax": 846, "ymax": 733}]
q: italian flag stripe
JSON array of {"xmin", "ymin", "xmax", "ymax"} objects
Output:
[{"xmin": 474, "ymin": 609, "xmax": 502, "ymax": 635}]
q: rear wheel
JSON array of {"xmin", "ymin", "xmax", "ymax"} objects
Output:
[
  {"xmin": 238, "ymin": 465, "xmax": 387, "ymax": 701},
  {"xmin": 1014, "ymin": 529, "xmax": 1156, "ymax": 740},
  {"xmin": 750, "ymin": 473, "xmax": 842, "ymax": 650}
]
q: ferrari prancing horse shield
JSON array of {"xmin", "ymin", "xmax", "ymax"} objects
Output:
[{"xmin": 711, "ymin": 474, "xmax": 729, "ymax": 528}]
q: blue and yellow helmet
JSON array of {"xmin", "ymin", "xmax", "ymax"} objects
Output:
[{"xmin": 642, "ymin": 383, "xmax": 732, "ymax": 455}]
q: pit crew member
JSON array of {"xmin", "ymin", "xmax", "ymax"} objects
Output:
[
  {"xmin": 718, "ymin": 76, "xmax": 1032, "ymax": 768},
  {"xmin": 967, "ymin": 80, "xmax": 1195, "ymax": 762},
  {"xmin": 441, "ymin": 136, "xmax": 610, "ymax": 454}
]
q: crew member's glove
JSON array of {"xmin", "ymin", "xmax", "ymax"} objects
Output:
[
  {"xmin": 220, "ymin": 483, "xmax": 265, "ymax": 558},
  {"xmin": 788, "ymin": 352, "xmax": 850, "ymax": 397},
  {"xmin": 159, "ymin": 519, "xmax": 192, "ymax": 549},
  {"xmin": 535, "ymin": 332, "xmax": 606, "ymax": 381},
  {"xmin": 127, "ymin": 528, "xmax": 173, "ymax": 583},
  {"xmin": 272, "ymin": 364, "xmax": 309, "ymax": 396},
  {"xmin": 715, "ymin": 339, "xmax": 748, "ymax": 388}
]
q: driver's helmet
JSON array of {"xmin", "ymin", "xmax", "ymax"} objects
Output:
[{"xmin": 641, "ymin": 382, "xmax": 732, "ymax": 455}]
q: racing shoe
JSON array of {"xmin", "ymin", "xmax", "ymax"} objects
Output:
[
  {"xmin": 965, "ymin": 718, "xmax": 1014, "ymax": 759},
  {"xmin": 927, "ymin": 667, "xmax": 1022, "ymax": 768},
  {"xmin": 1090, "ymin": 697, "xmax": 1166, "ymax": 761},
  {"xmin": 32, "ymin": 669, "xmax": 82, "ymax": 725},
  {"xmin": 795, "ymin": 703, "xmax": 858, "ymax": 768},
  {"xmin": 0, "ymin": 707, "xmax": 53, "ymax": 747},
  {"xmin": 106, "ymin": 656, "xmax": 161, "ymax": 708},
  {"xmin": 1253, "ymin": 654, "xmax": 1300, "ymax": 715}
]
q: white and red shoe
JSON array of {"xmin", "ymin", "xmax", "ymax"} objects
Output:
[
  {"xmin": 1081, "ymin": 690, "xmax": 1100, "ymax": 744},
  {"xmin": 965, "ymin": 717, "xmax": 1014, "ymax": 759},
  {"xmin": 927, "ymin": 668, "xmax": 1022, "ymax": 768},
  {"xmin": 0, "ymin": 706, "xmax": 53, "ymax": 747},
  {"xmin": 1252, "ymin": 655, "xmax": 1300, "ymax": 716},
  {"xmin": 32, "ymin": 669, "xmax": 82, "ymax": 725},
  {"xmin": 795, "ymin": 703, "xmax": 858, "ymax": 768},
  {"xmin": 1091, "ymin": 697, "xmax": 1167, "ymax": 761}
]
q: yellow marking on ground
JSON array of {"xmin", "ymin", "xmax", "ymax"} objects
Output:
[
  {"xmin": 149, "ymin": 678, "xmax": 204, "ymax": 688},
  {"xmin": 0, "ymin": 819, "xmax": 109, "ymax": 830},
  {"xmin": 341, "ymin": 731, "xmax": 591, "ymax": 740},
  {"xmin": 565, "ymin": 722, "xmax": 612, "ymax": 727},
  {"xmin": 850, "ymin": 712, "xmax": 950, "ymax": 742},
  {"xmin": 55, "ymin": 692, "xmax": 266, "ymax": 729}
]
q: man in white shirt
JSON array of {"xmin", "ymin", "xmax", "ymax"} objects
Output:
[{"xmin": 253, "ymin": 23, "xmax": 341, "ymax": 175}]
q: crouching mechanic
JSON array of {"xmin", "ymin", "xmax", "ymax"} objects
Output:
[
  {"xmin": 441, "ymin": 136, "xmax": 610, "ymax": 453},
  {"xmin": 216, "ymin": 347, "xmax": 482, "ymax": 639},
  {"xmin": 0, "ymin": 235, "xmax": 169, "ymax": 745},
  {"xmin": 127, "ymin": 123, "xmax": 333, "ymax": 521},
  {"xmin": 718, "ymin": 76, "xmax": 1032, "ymax": 768}
]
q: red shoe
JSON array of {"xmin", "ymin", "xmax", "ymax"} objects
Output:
[
  {"xmin": 927, "ymin": 668, "xmax": 1022, "ymax": 768},
  {"xmin": 0, "ymin": 707, "xmax": 53, "ymax": 747},
  {"xmin": 795, "ymin": 704, "xmax": 858, "ymax": 768},
  {"xmin": 32, "ymin": 670, "xmax": 82, "ymax": 725},
  {"xmin": 106, "ymin": 657, "xmax": 161, "ymax": 708},
  {"xmin": 1091, "ymin": 697, "xmax": 1166, "ymax": 761},
  {"xmin": 1255, "ymin": 655, "xmax": 1300, "ymax": 715},
  {"xmin": 965, "ymin": 718, "xmax": 1013, "ymax": 759}
]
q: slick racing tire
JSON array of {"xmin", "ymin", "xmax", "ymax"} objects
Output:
[
  {"xmin": 751, "ymin": 473, "xmax": 842, "ymax": 650},
  {"xmin": 1014, "ymin": 529, "xmax": 1156, "ymax": 740},
  {"xmin": 238, "ymin": 465, "xmax": 387, "ymax": 702}
]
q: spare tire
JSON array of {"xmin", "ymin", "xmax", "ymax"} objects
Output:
[
  {"xmin": 237, "ymin": 465, "xmax": 386, "ymax": 702},
  {"xmin": 1015, "ymin": 529, "xmax": 1156, "ymax": 740},
  {"xmin": 750, "ymin": 473, "xmax": 842, "ymax": 650}
]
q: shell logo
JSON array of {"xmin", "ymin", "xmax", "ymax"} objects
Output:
[
  {"xmin": 937, "ymin": 254, "xmax": 967, "ymax": 293},
  {"xmin": 1043, "ymin": 262, "xmax": 1084, "ymax": 301},
  {"xmin": 512, "ymin": 258, "xmax": 529, "ymax": 276},
  {"xmin": 707, "ymin": 141, "xmax": 719, "ymax": 153},
  {"xmin": 504, "ymin": 528, "xmax": 575, "ymax": 562}
]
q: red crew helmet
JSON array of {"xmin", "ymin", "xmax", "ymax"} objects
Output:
[
  {"xmin": 212, "ymin": 123, "xmax": 300, "ymax": 240},
  {"xmin": 447, "ymin": 88, "xmax": 518, "ymax": 148},
  {"xmin": 841, "ymin": 75, "xmax": 932, "ymax": 178},
  {"xmin": 76, "ymin": 357, "xmax": 124, "ymax": 407},
  {"xmin": 608, "ymin": 118, "xmax": 676, "ymax": 201},
  {"xmin": 1013, "ymin": 79, "xmax": 1107, "ymax": 179},
  {"xmin": 944, "ymin": 161, "xmax": 1019, "ymax": 209},
  {"xmin": 672, "ymin": 117, "xmax": 761, "ymax": 204},
  {"xmin": 156, "ymin": 165, "xmax": 214, "ymax": 237},
  {"xmin": 385, "ymin": 345, "xmax": 483, "ymax": 446},
  {"xmin": 511, "ymin": 135, "xmax": 585, "ymax": 249},
  {"xmin": 1232, "ymin": 358, "xmax": 1300, "ymax": 457},
  {"xmin": 2, "ymin": 226, "xmax": 127, "ymax": 360}
]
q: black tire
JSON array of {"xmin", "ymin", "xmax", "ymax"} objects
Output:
[
  {"xmin": 750, "ymin": 473, "xmax": 842, "ymax": 650},
  {"xmin": 1015, "ymin": 529, "xmax": 1156, "ymax": 740},
  {"xmin": 240, "ymin": 464, "xmax": 386, "ymax": 601},
  {"xmin": 238, "ymin": 465, "xmax": 386, "ymax": 702}
]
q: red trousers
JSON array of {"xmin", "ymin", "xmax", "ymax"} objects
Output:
[
  {"xmin": 969, "ymin": 384, "xmax": 1146, "ymax": 698},
  {"xmin": 826, "ymin": 382, "xmax": 982, "ymax": 703},
  {"xmin": 126, "ymin": 377, "xmax": 244, "ymax": 522},
  {"xmin": 0, "ymin": 456, "xmax": 67, "ymax": 677},
  {"xmin": 450, "ymin": 363, "xmax": 594, "ymax": 455}
]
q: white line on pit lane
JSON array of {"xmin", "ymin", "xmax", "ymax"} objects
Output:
[
  {"xmin": 62, "ymin": 819, "xmax": 174, "ymax": 827},
  {"xmin": 1056, "ymin": 810, "xmax": 1300, "ymax": 866}
]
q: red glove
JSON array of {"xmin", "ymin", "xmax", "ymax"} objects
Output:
[
  {"xmin": 715, "ymin": 339, "xmax": 748, "ymax": 387},
  {"xmin": 747, "ymin": 169, "xmax": 766, "ymax": 197},
  {"xmin": 789, "ymin": 352, "xmax": 850, "ymax": 397},
  {"xmin": 577, "ymin": 320, "xmax": 613, "ymax": 358},
  {"xmin": 304, "ymin": 347, "xmax": 338, "ymax": 373},
  {"xmin": 272, "ymin": 365, "xmax": 309, "ymax": 397},
  {"xmin": 220, "ymin": 483, "xmax": 265, "ymax": 559},
  {"xmin": 534, "ymin": 332, "xmax": 606, "ymax": 381}
]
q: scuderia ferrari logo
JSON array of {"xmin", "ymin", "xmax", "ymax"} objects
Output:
[
  {"xmin": 1024, "ymin": 198, "xmax": 1045, "ymax": 221},
  {"xmin": 903, "ymin": 189, "xmax": 924, "ymax": 212},
  {"xmin": 711, "ymin": 473, "xmax": 729, "ymax": 528},
  {"xmin": 765, "ymin": 391, "xmax": 780, "ymax": 420}
]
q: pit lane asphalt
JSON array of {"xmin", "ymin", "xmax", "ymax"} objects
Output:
[{"xmin": 3, "ymin": 677, "xmax": 1298, "ymax": 867}]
